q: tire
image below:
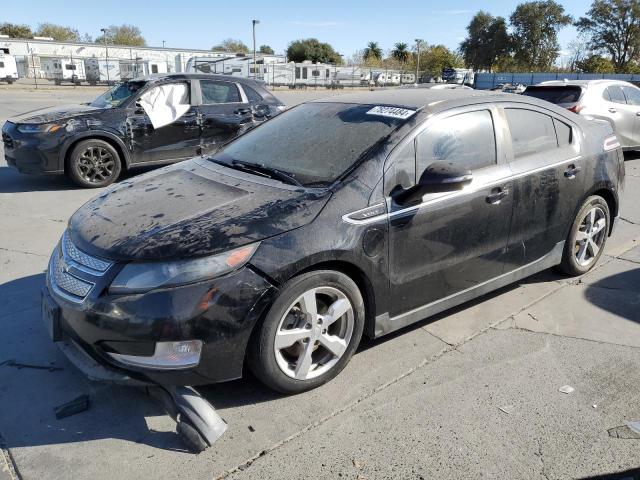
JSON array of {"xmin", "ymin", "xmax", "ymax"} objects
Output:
[
  {"xmin": 67, "ymin": 139, "xmax": 122, "ymax": 188},
  {"xmin": 248, "ymin": 270, "xmax": 365, "ymax": 394},
  {"xmin": 559, "ymin": 195, "xmax": 610, "ymax": 276}
]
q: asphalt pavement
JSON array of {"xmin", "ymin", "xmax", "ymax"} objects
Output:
[{"xmin": 0, "ymin": 86, "xmax": 639, "ymax": 480}]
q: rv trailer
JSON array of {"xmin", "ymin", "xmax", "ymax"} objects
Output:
[
  {"xmin": 84, "ymin": 58, "xmax": 121, "ymax": 85},
  {"xmin": 0, "ymin": 51, "xmax": 18, "ymax": 84},
  {"xmin": 42, "ymin": 58, "xmax": 86, "ymax": 85}
]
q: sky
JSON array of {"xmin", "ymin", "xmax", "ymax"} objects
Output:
[{"xmin": 4, "ymin": 0, "xmax": 590, "ymax": 60}]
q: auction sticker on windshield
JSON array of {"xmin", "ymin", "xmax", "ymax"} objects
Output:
[{"xmin": 366, "ymin": 106, "xmax": 416, "ymax": 120}]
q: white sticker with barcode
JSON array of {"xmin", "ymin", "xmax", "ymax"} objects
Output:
[{"xmin": 366, "ymin": 106, "xmax": 416, "ymax": 120}]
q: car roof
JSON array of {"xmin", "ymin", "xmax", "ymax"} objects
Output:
[
  {"xmin": 309, "ymin": 88, "xmax": 565, "ymax": 114},
  {"xmin": 535, "ymin": 79, "xmax": 633, "ymax": 88},
  {"xmin": 137, "ymin": 73, "xmax": 266, "ymax": 86}
]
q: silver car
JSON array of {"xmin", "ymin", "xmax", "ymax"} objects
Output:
[{"xmin": 523, "ymin": 79, "xmax": 640, "ymax": 150}]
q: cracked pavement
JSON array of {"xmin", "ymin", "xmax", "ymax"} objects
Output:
[{"xmin": 1, "ymin": 88, "xmax": 639, "ymax": 480}]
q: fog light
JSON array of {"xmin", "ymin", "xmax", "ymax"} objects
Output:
[{"xmin": 107, "ymin": 340, "xmax": 203, "ymax": 370}]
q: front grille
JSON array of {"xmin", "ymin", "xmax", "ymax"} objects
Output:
[{"xmin": 49, "ymin": 232, "xmax": 114, "ymax": 303}]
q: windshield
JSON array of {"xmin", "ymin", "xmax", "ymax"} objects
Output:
[
  {"xmin": 89, "ymin": 81, "xmax": 148, "ymax": 108},
  {"xmin": 523, "ymin": 86, "xmax": 583, "ymax": 105},
  {"xmin": 211, "ymin": 102, "xmax": 413, "ymax": 186}
]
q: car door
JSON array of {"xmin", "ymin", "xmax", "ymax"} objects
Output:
[
  {"xmin": 240, "ymin": 83, "xmax": 274, "ymax": 121},
  {"xmin": 621, "ymin": 85, "xmax": 640, "ymax": 147},
  {"xmin": 387, "ymin": 106, "xmax": 514, "ymax": 317},
  {"xmin": 501, "ymin": 106, "xmax": 586, "ymax": 270},
  {"xmin": 126, "ymin": 80, "xmax": 200, "ymax": 164},
  {"xmin": 197, "ymin": 79, "xmax": 254, "ymax": 155},
  {"xmin": 603, "ymin": 85, "xmax": 636, "ymax": 147}
]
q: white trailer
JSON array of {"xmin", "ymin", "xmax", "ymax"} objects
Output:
[
  {"xmin": 84, "ymin": 58, "xmax": 121, "ymax": 85},
  {"xmin": 119, "ymin": 60, "xmax": 146, "ymax": 80},
  {"xmin": 375, "ymin": 72, "xmax": 401, "ymax": 86},
  {"xmin": 0, "ymin": 53, "xmax": 18, "ymax": 84},
  {"xmin": 42, "ymin": 58, "xmax": 86, "ymax": 85}
]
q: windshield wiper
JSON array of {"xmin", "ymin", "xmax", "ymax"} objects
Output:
[{"xmin": 211, "ymin": 159, "xmax": 302, "ymax": 187}]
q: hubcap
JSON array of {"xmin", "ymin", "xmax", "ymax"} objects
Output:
[
  {"xmin": 574, "ymin": 206, "xmax": 607, "ymax": 267},
  {"xmin": 274, "ymin": 286, "xmax": 354, "ymax": 380},
  {"xmin": 77, "ymin": 146, "xmax": 115, "ymax": 184}
]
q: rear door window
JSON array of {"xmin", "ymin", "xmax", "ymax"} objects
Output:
[
  {"xmin": 622, "ymin": 86, "xmax": 640, "ymax": 105},
  {"xmin": 200, "ymin": 80, "xmax": 241, "ymax": 104},
  {"xmin": 417, "ymin": 110, "xmax": 497, "ymax": 172},
  {"xmin": 607, "ymin": 86, "xmax": 627, "ymax": 104},
  {"xmin": 505, "ymin": 108, "xmax": 558, "ymax": 158}
]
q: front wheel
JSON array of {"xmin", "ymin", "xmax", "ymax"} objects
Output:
[
  {"xmin": 67, "ymin": 139, "xmax": 122, "ymax": 188},
  {"xmin": 559, "ymin": 195, "xmax": 610, "ymax": 276},
  {"xmin": 248, "ymin": 271, "xmax": 365, "ymax": 394}
]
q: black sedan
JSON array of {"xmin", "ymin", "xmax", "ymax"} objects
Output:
[
  {"xmin": 2, "ymin": 73, "xmax": 285, "ymax": 188},
  {"xmin": 43, "ymin": 89, "xmax": 624, "ymax": 397}
]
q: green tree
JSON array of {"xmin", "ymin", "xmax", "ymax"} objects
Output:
[
  {"xmin": 391, "ymin": 42, "xmax": 410, "ymax": 66},
  {"xmin": 363, "ymin": 41, "xmax": 383, "ymax": 62},
  {"xmin": 576, "ymin": 0, "xmax": 640, "ymax": 73},
  {"xmin": 576, "ymin": 54, "xmax": 616, "ymax": 72},
  {"xmin": 258, "ymin": 45, "xmax": 274, "ymax": 55},
  {"xmin": 95, "ymin": 24, "xmax": 146, "ymax": 46},
  {"xmin": 35, "ymin": 23, "xmax": 81, "ymax": 42},
  {"xmin": 212, "ymin": 38, "xmax": 249, "ymax": 53},
  {"xmin": 510, "ymin": 1, "xmax": 572, "ymax": 70},
  {"xmin": 421, "ymin": 44, "xmax": 464, "ymax": 78},
  {"xmin": 460, "ymin": 11, "xmax": 511, "ymax": 71},
  {"xmin": 0, "ymin": 22, "xmax": 33, "ymax": 39},
  {"xmin": 286, "ymin": 38, "xmax": 342, "ymax": 64}
]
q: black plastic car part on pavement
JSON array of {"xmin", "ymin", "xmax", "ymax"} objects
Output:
[
  {"xmin": 43, "ymin": 89, "xmax": 625, "ymax": 395},
  {"xmin": 2, "ymin": 73, "xmax": 285, "ymax": 188}
]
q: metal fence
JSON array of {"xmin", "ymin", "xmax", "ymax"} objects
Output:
[{"xmin": 475, "ymin": 72, "xmax": 640, "ymax": 90}]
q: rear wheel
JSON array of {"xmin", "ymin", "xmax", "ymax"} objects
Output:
[
  {"xmin": 559, "ymin": 195, "xmax": 609, "ymax": 276},
  {"xmin": 67, "ymin": 139, "xmax": 122, "ymax": 188},
  {"xmin": 248, "ymin": 270, "xmax": 365, "ymax": 394}
]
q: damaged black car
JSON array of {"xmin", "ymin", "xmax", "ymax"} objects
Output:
[
  {"xmin": 43, "ymin": 89, "xmax": 624, "ymax": 400},
  {"xmin": 2, "ymin": 73, "xmax": 285, "ymax": 187}
]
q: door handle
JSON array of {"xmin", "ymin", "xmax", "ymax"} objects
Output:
[
  {"xmin": 608, "ymin": 108, "xmax": 617, "ymax": 113},
  {"xmin": 234, "ymin": 108, "xmax": 252, "ymax": 115},
  {"xmin": 564, "ymin": 164, "xmax": 581, "ymax": 178},
  {"xmin": 486, "ymin": 187, "xmax": 508, "ymax": 204}
]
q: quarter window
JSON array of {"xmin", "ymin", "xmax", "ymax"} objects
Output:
[
  {"xmin": 622, "ymin": 86, "xmax": 640, "ymax": 105},
  {"xmin": 200, "ymin": 80, "xmax": 240, "ymax": 104},
  {"xmin": 505, "ymin": 108, "xmax": 557, "ymax": 158},
  {"xmin": 607, "ymin": 85, "xmax": 626, "ymax": 104},
  {"xmin": 553, "ymin": 118, "xmax": 572, "ymax": 147},
  {"xmin": 417, "ymin": 110, "xmax": 497, "ymax": 172},
  {"xmin": 242, "ymin": 85, "xmax": 263, "ymax": 103}
]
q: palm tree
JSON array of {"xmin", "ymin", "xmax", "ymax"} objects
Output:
[
  {"xmin": 363, "ymin": 41, "xmax": 383, "ymax": 62},
  {"xmin": 391, "ymin": 42, "xmax": 410, "ymax": 64}
]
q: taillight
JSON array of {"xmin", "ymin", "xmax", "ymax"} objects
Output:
[{"xmin": 567, "ymin": 105, "xmax": 583, "ymax": 114}]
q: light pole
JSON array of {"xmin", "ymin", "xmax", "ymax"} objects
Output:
[
  {"xmin": 101, "ymin": 28, "xmax": 110, "ymax": 84},
  {"xmin": 162, "ymin": 40, "xmax": 165, "ymax": 48},
  {"xmin": 414, "ymin": 39, "xmax": 423, "ymax": 84},
  {"xmin": 252, "ymin": 19, "xmax": 259, "ymax": 78}
]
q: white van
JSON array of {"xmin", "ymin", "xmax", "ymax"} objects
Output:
[{"xmin": 0, "ymin": 54, "xmax": 19, "ymax": 84}]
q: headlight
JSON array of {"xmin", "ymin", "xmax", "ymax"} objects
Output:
[
  {"xmin": 17, "ymin": 123, "xmax": 66, "ymax": 134},
  {"xmin": 109, "ymin": 243, "xmax": 259, "ymax": 294}
]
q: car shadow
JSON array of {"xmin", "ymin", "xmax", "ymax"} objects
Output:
[
  {"xmin": 0, "ymin": 164, "xmax": 166, "ymax": 193},
  {"xmin": 582, "ymin": 267, "xmax": 640, "ymax": 324}
]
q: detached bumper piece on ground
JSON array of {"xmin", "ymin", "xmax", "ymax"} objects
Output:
[{"xmin": 56, "ymin": 333, "xmax": 227, "ymax": 453}]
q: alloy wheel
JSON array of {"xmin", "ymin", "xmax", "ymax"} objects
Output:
[
  {"xmin": 77, "ymin": 146, "xmax": 115, "ymax": 184},
  {"xmin": 274, "ymin": 286, "xmax": 354, "ymax": 380},
  {"xmin": 574, "ymin": 206, "xmax": 607, "ymax": 267}
]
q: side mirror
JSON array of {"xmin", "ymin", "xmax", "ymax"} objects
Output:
[{"xmin": 393, "ymin": 161, "xmax": 473, "ymax": 205}]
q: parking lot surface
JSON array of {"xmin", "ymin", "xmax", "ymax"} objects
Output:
[{"xmin": 1, "ymin": 87, "xmax": 639, "ymax": 480}]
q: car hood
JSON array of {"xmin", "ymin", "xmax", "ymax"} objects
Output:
[
  {"xmin": 9, "ymin": 104, "xmax": 105, "ymax": 124},
  {"xmin": 69, "ymin": 159, "xmax": 332, "ymax": 261}
]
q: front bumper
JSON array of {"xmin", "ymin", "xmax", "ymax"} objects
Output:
[
  {"xmin": 2, "ymin": 121, "xmax": 65, "ymax": 174},
  {"xmin": 45, "ymin": 243, "xmax": 278, "ymax": 385}
]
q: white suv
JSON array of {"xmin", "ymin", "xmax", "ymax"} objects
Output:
[{"xmin": 523, "ymin": 79, "xmax": 640, "ymax": 150}]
